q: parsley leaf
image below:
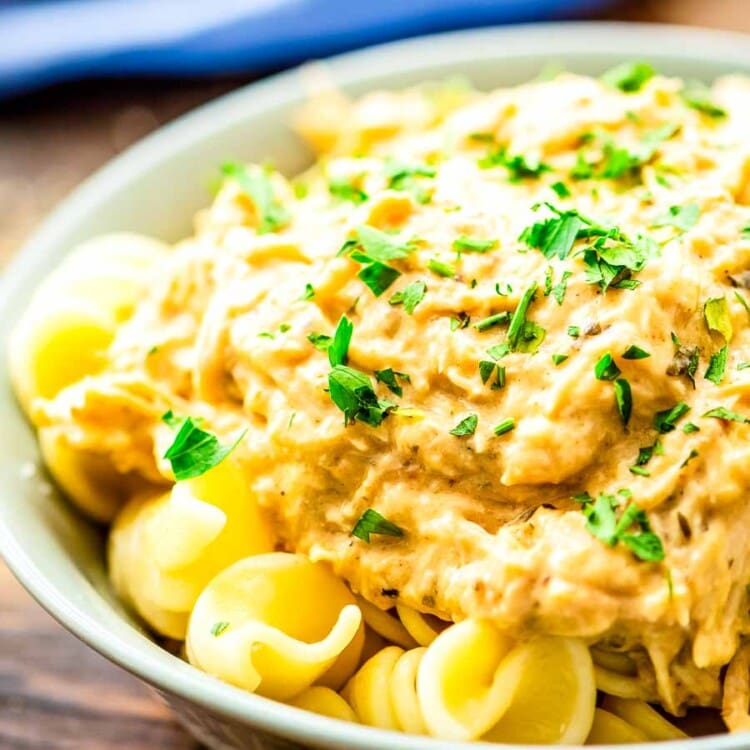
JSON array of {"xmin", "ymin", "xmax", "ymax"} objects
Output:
[
  {"xmin": 352, "ymin": 509, "xmax": 404, "ymax": 543},
  {"xmin": 428, "ymin": 258, "xmax": 455, "ymax": 278},
  {"xmin": 582, "ymin": 233, "xmax": 658, "ymax": 293},
  {"xmin": 450, "ymin": 414, "xmax": 478, "ymax": 437},
  {"xmin": 162, "ymin": 411, "xmax": 245, "ymax": 481},
  {"xmin": 704, "ymin": 296, "xmax": 733, "ymax": 342},
  {"xmin": 623, "ymin": 345, "xmax": 650, "ymax": 360},
  {"xmin": 651, "ymin": 203, "xmax": 700, "ymax": 232},
  {"xmin": 452, "ymin": 235, "xmax": 498, "ymax": 254},
  {"xmin": 703, "ymin": 406, "xmax": 750, "ymax": 424},
  {"xmin": 506, "ymin": 282, "xmax": 545, "ymax": 353},
  {"xmin": 211, "ymin": 621, "xmax": 230, "ymax": 637},
  {"xmin": 601, "ymin": 61, "xmax": 655, "ymax": 92},
  {"xmin": 552, "ymin": 353, "xmax": 569, "ymax": 365},
  {"xmin": 493, "ymin": 418, "xmax": 516, "ymax": 436},
  {"xmin": 328, "ymin": 366, "xmax": 396, "ymax": 426},
  {"xmin": 579, "ymin": 492, "xmax": 665, "ymax": 562},
  {"xmin": 705, "ymin": 345, "xmax": 728, "ymax": 385},
  {"xmin": 735, "ymin": 291, "xmax": 750, "ymax": 320},
  {"xmin": 328, "ymin": 316, "xmax": 353, "ymax": 367},
  {"xmin": 307, "ymin": 332, "xmax": 332, "ymax": 352},
  {"xmin": 551, "ymin": 180, "xmax": 571, "ymax": 198},
  {"xmin": 374, "ymin": 368, "xmax": 409, "ymax": 397},
  {"xmin": 299, "ymin": 283, "xmax": 315, "ymax": 301},
  {"xmin": 614, "ymin": 379, "xmax": 632, "ymax": 425},
  {"xmin": 328, "ymin": 176, "xmax": 368, "ymax": 204},
  {"xmin": 519, "ymin": 204, "xmax": 588, "ymax": 260},
  {"xmin": 479, "ymin": 360, "xmax": 506, "ymax": 389},
  {"xmin": 221, "ymin": 162, "xmax": 290, "ymax": 234},
  {"xmin": 384, "ymin": 159, "xmax": 436, "ymax": 203},
  {"xmin": 595, "ymin": 353, "xmax": 621, "ymax": 381},
  {"xmin": 567, "ymin": 325, "xmax": 581, "ymax": 338},
  {"xmin": 681, "ymin": 82, "xmax": 727, "ymax": 118},
  {"xmin": 479, "ymin": 147, "xmax": 551, "ymax": 180},
  {"xmin": 654, "ymin": 401, "xmax": 690, "ymax": 433},
  {"xmin": 389, "ymin": 280, "xmax": 427, "ymax": 314},
  {"xmin": 473, "ymin": 312, "xmax": 510, "ymax": 332},
  {"xmin": 358, "ymin": 262, "xmax": 401, "ymax": 296}
]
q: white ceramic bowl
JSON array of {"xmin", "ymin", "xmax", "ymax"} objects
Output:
[{"xmin": 3, "ymin": 22, "xmax": 750, "ymax": 750}]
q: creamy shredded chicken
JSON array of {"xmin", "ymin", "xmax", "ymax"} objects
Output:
[{"xmin": 34, "ymin": 71, "xmax": 750, "ymax": 717}]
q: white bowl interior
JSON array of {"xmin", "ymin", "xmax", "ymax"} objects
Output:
[{"xmin": 3, "ymin": 22, "xmax": 750, "ymax": 750}]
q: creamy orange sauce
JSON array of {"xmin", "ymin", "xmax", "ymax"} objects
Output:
[{"xmin": 31, "ymin": 71, "xmax": 750, "ymax": 715}]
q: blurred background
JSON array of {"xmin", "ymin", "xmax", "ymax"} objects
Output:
[{"xmin": 0, "ymin": 1, "xmax": 748, "ymax": 748}]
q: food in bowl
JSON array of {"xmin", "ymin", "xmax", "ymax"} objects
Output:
[{"xmin": 9, "ymin": 61, "xmax": 750, "ymax": 744}]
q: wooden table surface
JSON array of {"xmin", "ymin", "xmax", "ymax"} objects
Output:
[{"xmin": 2, "ymin": 1, "xmax": 749, "ymax": 747}]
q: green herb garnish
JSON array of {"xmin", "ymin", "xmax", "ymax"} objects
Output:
[
  {"xmin": 595, "ymin": 353, "xmax": 621, "ymax": 381},
  {"xmin": 211, "ymin": 621, "xmax": 230, "ymax": 637},
  {"xmin": 493, "ymin": 418, "xmax": 516, "ymax": 436},
  {"xmin": 474, "ymin": 312, "xmax": 511, "ymax": 332},
  {"xmin": 614, "ymin": 379, "xmax": 633, "ymax": 425},
  {"xmin": 389, "ymin": 280, "xmax": 427, "ymax": 314},
  {"xmin": 654, "ymin": 402, "xmax": 690, "ymax": 433},
  {"xmin": 428, "ymin": 258, "xmax": 455, "ymax": 278},
  {"xmin": 328, "ymin": 316, "xmax": 353, "ymax": 367},
  {"xmin": 506, "ymin": 282, "xmax": 545, "ymax": 353},
  {"xmin": 162, "ymin": 411, "xmax": 245, "ymax": 481},
  {"xmin": 352, "ymin": 509, "xmax": 405, "ymax": 543},
  {"xmin": 703, "ymin": 406, "xmax": 750, "ymax": 424},
  {"xmin": 374, "ymin": 368, "xmax": 409, "ymax": 397},
  {"xmin": 681, "ymin": 82, "xmax": 727, "ymax": 118},
  {"xmin": 450, "ymin": 414, "xmax": 478, "ymax": 437},
  {"xmin": 221, "ymin": 162, "xmax": 290, "ymax": 234},
  {"xmin": 328, "ymin": 366, "xmax": 396, "ymax": 426},
  {"xmin": 601, "ymin": 61, "xmax": 655, "ymax": 92},
  {"xmin": 622, "ymin": 345, "xmax": 650, "ymax": 360},
  {"xmin": 552, "ymin": 354, "xmax": 569, "ymax": 366},
  {"xmin": 328, "ymin": 176, "xmax": 368, "ymax": 204},
  {"xmin": 651, "ymin": 203, "xmax": 700, "ymax": 232},
  {"xmin": 705, "ymin": 345, "xmax": 728, "ymax": 385},
  {"xmin": 452, "ymin": 235, "xmax": 498, "ymax": 254},
  {"xmin": 704, "ymin": 296, "xmax": 733, "ymax": 342}
]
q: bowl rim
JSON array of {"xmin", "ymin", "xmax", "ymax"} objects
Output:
[{"xmin": 3, "ymin": 20, "xmax": 750, "ymax": 750}]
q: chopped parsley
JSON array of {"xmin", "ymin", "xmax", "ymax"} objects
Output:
[
  {"xmin": 478, "ymin": 147, "xmax": 551, "ymax": 180},
  {"xmin": 328, "ymin": 176, "xmax": 368, "ymax": 204},
  {"xmin": 339, "ymin": 225, "xmax": 416, "ymax": 296},
  {"xmin": 474, "ymin": 312, "xmax": 510, "ymax": 332},
  {"xmin": 601, "ymin": 61, "xmax": 655, "ymax": 92},
  {"xmin": 595, "ymin": 353, "xmax": 621, "ymax": 381},
  {"xmin": 221, "ymin": 162, "xmax": 290, "ymax": 234},
  {"xmin": 651, "ymin": 203, "xmax": 700, "ymax": 232},
  {"xmin": 506, "ymin": 282, "xmax": 545, "ymax": 353},
  {"xmin": 582, "ymin": 233, "xmax": 659, "ymax": 293},
  {"xmin": 479, "ymin": 360, "xmax": 506, "ymax": 389},
  {"xmin": 328, "ymin": 366, "xmax": 396, "ymax": 426},
  {"xmin": 705, "ymin": 345, "xmax": 728, "ymax": 385},
  {"xmin": 654, "ymin": 402, "xmax": 690, "ymax": 433},
  {"xmin": 681, "ymin": 449, "xmax": 700, "ymax": 468},
  {"xmin": 567, "ymin": 325, "xmax": 581, "ymax": 338},
  {"xmin": 623, "ymin": 345, "xmax": 650, "ymax": 360},
  {"xmin": 630, "ymin": 440, "xmax": 662, "ymax": 475},
  {"xmin": 681, "ymin": 82, "xmax": 727, "ymax": 118},
  {"xmin": 735, "ymin": 291, "xmax": 750, "ymax": 320},
  {"xmin": 352, "ymin": 509, "xmax": 404, "ymax": 543},
  {"xmin": 493, "ymin": 418, "xmax": 516, "ymax": 436},
  {"xmin": 452, "ymin": 235, "xmax": 498, "ymax": 254},
  {"xmin": 614, "ymin": 379, "xmax": 633, "ymax": 425},
  {"xmin": 551, "ymin": 180, "xmax": 571, "ymax": 198},
  {"xmin": 449, "ymin": 414, "xmax": 478, "ymax": 437},
  {"xmin": 552, "ymin": 353, "xmax": 569, "ymax": 366},
  {"xmin": 161, "ymin": 411, "xmax": 245, "ymax": 481},
  {"xmin": 374, "ymin": 368, "xmax": 409, "ymax": 397},
  {"xmin": 389, "ymin": 280, "xmax": 427, "ymax": 314},
  {"xmin": 519, "ymin": 204, "xmax": 589, "ymax": 260},
  {"xmin": 703, "ymin": 406, "xmax": 750, "ymax": 424},
  {"xmin": 704, "ymin": 296, "xmax": 733, "ymax": 341},
  {"xmin": 384, "ymin": 159, "xmax": 436, "ymax": 204},
  {"xmin": 683, "ymin": 422, "xmax": 700, "ymax": 433},
  {"xmin": 299, "ymin": 283, "xmax": 315, "ymax": 301},
  {"xmin": 307, "ymin": 332, "xmax": 332, "ymax": 352},
  {"xmin": 578, "ymin": 491, "xmax": 665, "ymax": 562},
  {"xmin": 428, "ymin": 258, "xmax": 455, "ymax": 278},
  {"xmin": 328, "ymin": 316, "xmax": 353, "ymax": 367},
  {"xmin": 210, "ymin": 621, "xmax": 230, "ymax": 637},
  {"xmin": 450, "ymin": 313, "xmax": 470, "ymax": 331}
]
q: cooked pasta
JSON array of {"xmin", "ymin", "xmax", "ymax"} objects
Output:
[{"xmin": 13, "ymin": 62, "xmax": 750, "ymax": 745}]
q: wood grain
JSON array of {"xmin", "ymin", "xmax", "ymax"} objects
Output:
[{"xmin": 1, "ymin": 2, "xmax": 748, "ymax": 747}]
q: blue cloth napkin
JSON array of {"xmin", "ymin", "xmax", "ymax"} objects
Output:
[{"xmin": 0, "ymin": 0, "xmax": 612, "ymax": 98}]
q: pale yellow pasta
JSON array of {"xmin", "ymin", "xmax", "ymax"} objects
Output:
[
  {"xmin": 416, "ymin": 619, "xmax": 596, "ymax": 744},
  {"xmin": 343, "ymin": 645, "xmax": 427, "ymax": 735},
  {"xmin": 287, "ymin": 686, "xmax": 358, "ymax": 723},
  {"xmin": 108, "ymin": 457, "xmax": 274, "ymax": 638},
  {"xmin": 395, "ymin": 604, "xmax": 448, "ymax": 647},
  {"xmin": 601, "ymin": 696, "xmax": 687, "ymax": 741},
  {"xmin": 415, "ymin": 619, "xmax": 516, "ymax": 740},
  {"xmin": 595, "ymin": 663, "xmax": 656, "ymax": 701},
  {"xmin": 186, "ymin": 553, "xmax": 364, "ymax": 700},
  {"xmin": 586, "ymin": 708, "xmax": 649, "ymax": 744},
  {"xmin": 591, "ymin": 647, "xmax": 639, "ymax": 676},
  {"xmin": 9, "ymin": 233, "xmax": 169, "ymax": 420},
  {"xmin": 355, "ymin": 596, "xmax": 418, "ymax": 650}
]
